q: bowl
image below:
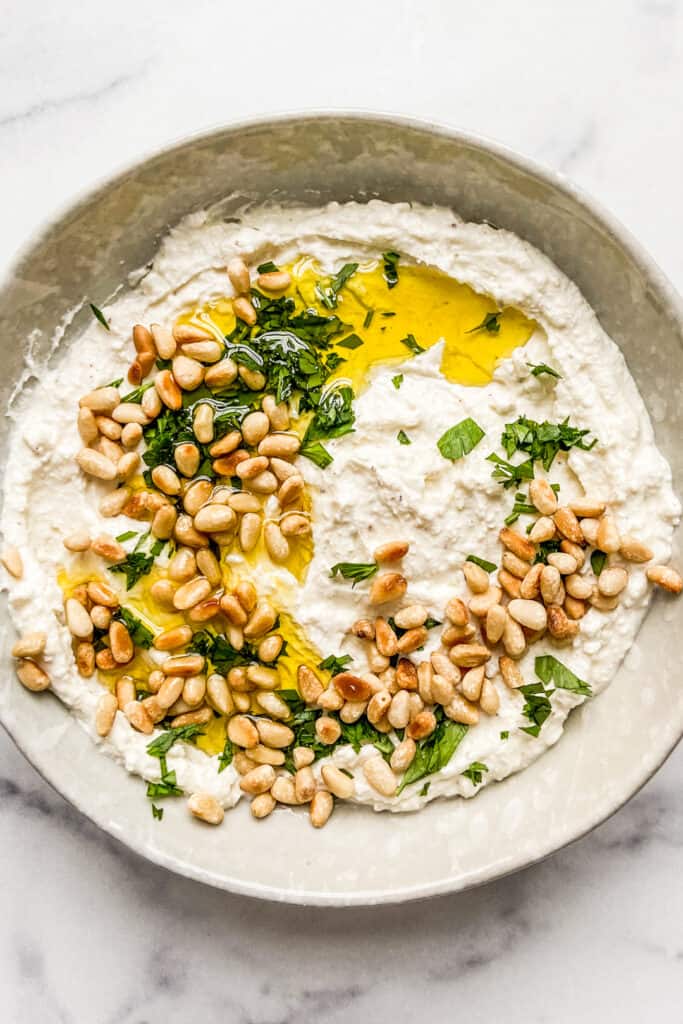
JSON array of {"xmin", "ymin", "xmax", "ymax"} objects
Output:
[{"xmin": 1, "ymin": 113, "xmax": 681, "ymax": 905}]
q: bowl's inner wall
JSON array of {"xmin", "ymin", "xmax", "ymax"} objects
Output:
[{"xmin": 0, "ymin": 116, "xmax": 680, "ymax": 904}]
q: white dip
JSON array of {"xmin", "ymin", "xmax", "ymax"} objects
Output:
[{"xmin": 2, "ymin": 201, "xmax": 679, "ymax": 812}]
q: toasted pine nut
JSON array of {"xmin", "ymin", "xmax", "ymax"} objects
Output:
[
  {"xmin": 62, "ymin": 528, "xmax": 92, "ymax": 553},
  {"xmin": 479, "ymin": 678, "xmax": 500, "ymax": 715},
  {"xmin": 597, "ymin": 515, "xmax": 621, "ymax": 553},
  {"xmin": 279, "ymin": 512, "xmax": 311, "ymax": 537},
  {"xmin": 363, "ymin": 755, "xmax": 396, "ymax": 796},
  {"xmin": 255, "ymin": 692, "xmax": 289, "ymax": 720},
  {"xmin": 590, "ymin": 590, "xmax": 620, "ymax": 612},
  {"xmin": 374, "ymin": 617, "xmax": 398, "ymax": 657},
  {"xmin": 174, "ymin": 442, "xmax": 200, "ymax": 478},
  {"xmin": 468, "ymin": 586, "xmax": 503, "ymax": 617},
  {"xmin": 236, "ymin": 455, "xmax": 269, "ymax": 480},
  {"xmin": 109, "ymin": 620, "xmax": 134, "ymax": 663},
  {"xmin": 444, "ymin": 693, "xmax": 479, "ymax": 725},
  {"xmin": 114, "ymin": 675, "xmax": 135, "ymax": 709},
  {"xmin": 173, "ymin": 576, "xmax": 212, "ymax": 611},
  {"xmin": 96, "ymin": 649, "xmax": 116, "ymax": 671},
  {"xmin": 96, "ymin": 414, "xmax": 123, "ymax": 441},
  {"xmin": 239, "ymin": 411, "xmax": 269, "ymax": 447},
  {"xmin": 226, "ymin": 257, "xmax": 251, "ymax": 294},
  {"xmin": 407, "ymin": 709, "xmax": 437, "ymax": 740},
  {"xmin": 76, "ymin": 447, "xmax": 118, "ymax": 481},
  {"xmin": 141, "ymin": 386, "xmax": 162, "ymax": 419},
  {"xmin": 168, "ymin": 547, "xmax": 197, "ymax": 583},
  {"xmin": 174, "ymin": 323, "xmax": 214, "ymax": 343},
  {"xmin": 271, "ymin": 776, "xmax": 299, "ymax": 805},
  {"xmin": 111, "ymin": 403, "xmax": 150, "ymax": 426},
  {"xmin": 564, "ymin": 596, "xmax": 587, "ymax": 619},
  {"xmin": 416, "ymin": 662, "xmax": 434, "ymax": 704},
  {"xmin": 498, "ymin": 568, "xmax": 522, "ymax": 599},
  {"xmin": 194, "ymin": 504, "xmax": 236, "ymax": 533},
  {"xmin": 503, "ymin": 551, "xmax": 534, "ymax": 579},
  {"xmin": 297, "ymin": 664, "xmax": 323, "ymax": 704},
  {"xmin": 232, "ymin": 295, "xmax": 257, "ymax": 325},
  {"xmin": 387, "ymin": 689, "xmax": 411, "ymax": 729},
  {"xmin": 261, "ymin": 394, "xmax": 290, "ymax": 430},
  {"xmin": 553, "ymin": 507, "xmax": 583, "ymax": 544},
  {"xmin": 502, "ymin": 616, "xmax": 526, "ymax": 658},
  {"xmin": 529, "ymin": 478, "xmax": 558, "ymax": 515},
  {"xmin": 99, "ymin": 487, "xmax": 133, "ymax": 518},
  {"xmin": 86, "ymin": 580, "xmax": 119, "ymax": 608},
  {"xmin": 124, "ymin": 700, "xmax": 154, "ymax": 734},
  {"xmin": 368, "ymin": 572, "xmax": 407, "ymax": 606},
  {"xmin": 485, "ymin": 604, "xmax": 507, "ymax": 645},
  {"xmin": 647, "ymin": 565, "xmax": 683, "ymax": 594},
  {"xmin": 195, "ymin": 549, "xmax": 223, "ymax": 590},
  {"xmin": 150, "ymin": 465, "xmax": 180, "ymax": 496},
  {"xmin": 547, "ymin": 552, "xmax": 578, "ymax": 575},
  {"xmin": 174, "ymin": 514, "xmax": 209, "ymax": 549},
  {"xmin": 181, "ymin": 340, "xmax": 223, "ymax": 363},
  {"xmin": 431, "ymin": 674, "xmax": 455, "ymax": 706},
  {"xmin": 257, "ymin": 270, "xmax": 291, "ymax": 292},
  {"xmin": 141, "ymin": 695, "xmax": 165, "ymax": 724},
  {"xmin": 254, "ymin": 719, "xmax": 293, "ymax": 750},
  {"xmin": 244, "ymin": 602, "xmax": 277, "ymax": 638},
  {"xmin": 397, "ymin": 626, "xmax": 428, "ymax": 654},
  {"xmin": 277, "ymin": 474, "xmax": 304, "ymax": 508},
  {"xmin": 507, "ymin": 598, "xmax": 548, "ymax": 631},
  {"xmin": 293, "ymin": 747, "xmax": 315, "ymax": 769},
  {"xmin": 264, "ymin": 522, "xmax": 290, "ymax": 562},
  {"xmin": 65, "ymin": 597, "xmax": 94, "ymax": 639},
  {"xmin": 181, "ymin": 479, "xmax": 213, "ymax": 518},
  {"xmin": 529, "ymin": 516, "xmax": 556, "ymax": 543},
  {"xmin": 226, "ymin": 714, "xmax": 258, "ymax": 749},
  {"xmin": 547, "ymin": 604, "xmax": 578, "ymax": 639},
  {"xmin": 188, "ymin": 792, "xmax": 224, "ymax": 825},
  {"xmin": 499, "ymin": 656, "xmax": 524, "ymax": 688},
  {"xmin": 519, "ymin": 562, "xmax": 543, "ymax": 600},
  {"xmin": 429, "ymin": 652, "xmax": 460, "ymax": 685},
  {"xmin": 620, "ymin": 536, "xmax": 654, "ymax": 563},
  {"xmin": 156, "ymin": 675, "xmax": 184, "ymax": 710},
  {"xmin": 12, "ymin": 631, "xmax": 47, "ymax": 659},
  {"xmin": 320, "ymin": 764, "xmax": 354, "ymax": 798},
  {"xmin": 449, "ymin": 643, "xmax": 491, "ymax": 668},
  {"xmin": 149, "ymin": 504, "xmax": 176, "ymax": 542},
  {"xmin": 240, "ymin": 764, "xmax": 276, "ymax": 796},
  {"xmin": 117, "ymin": 452, "xmax": 140, "ymax": 481},
  {"xmin": 499, "ymin": 527, "xmax": 535, "ymax": 562},
  {"xmin": 294, "ymin": 766, "xmax": 316, "ymax": 803},
  {"xmin": 540, "ymin": 564, "xmax": 564, "ymax": 605},
  {"xmin": 154, "ymin": 369, "xmax": 183, "ymax": 410},
  {"xmin": 314, "ymin": 715, "xmax": 341, "ymax": 745},
  {"xmin": 154, "ymin": 625, "xmax": 192, "ymax": 652},
  {"xmin": 461, "ymin": 665, "xmax": 485, "ymax": 701},
  {"xmin": 227, "ymin": 492, "xmax": 261, "ymax": 515},
  {"xmin": 256, "ymin": 431, "xmax": 301, "ymax": 459},
  {"xmin": 16, "ymin": 658, "xmax": 50, "ymax": 692},
  {"xmin": 251, "ymin": 792, "xmax": 277, "ymax": 819},
  {"xmin": 462, "ymin": 560, "xmax": 489, "ymax": 593},
  {"xmin": 395, "ymin": 658, "xmax": 418, "ymax": 691},
  {"xmin": 367, "ymin": 689, "xmax": 392, "ymax": 724},
  {"xmin": 237, "ymin": 512, "xmax": 260, "ymax": 554},
  {"xmin": 309, "ymin": 790, "xmax": 333, "ymax": 827},
  {"xmin": 95, "ymin": 692, "xmax": 118, "ymax": 736},
  {"xmin": 150, "ymin": 323, "xmax": 177, "ymax": 359},
  {"xmin": 338, "ymin": 699, "xmax": 368, "ymax": 723},
  {"xmin": 370, "ymin": 540, "xmax": 410, "ymax": 566},
  {"xmin": 162, "ymin": 653, "xmax": 205, "ymax": 676},
  {"xmin": 270, "ymin": 456, "xmax": 298, "ymax": 481},
  {"xmin": 172, "ymin": 354, "xmax": 205, "ymax": 391},
  {"xmin": 77, "ymin": 406, "xmax": 99, "ymax": 444},
  {"xmin": 598, "ymin": 566, "xmax": 629, "ymax": 597},
  {"xmin": 565, "ymin": 573, "xmax": 593, "ymax": 599},
  {"xmin": 569, "ymin": 498, "xmax": 606, "ymax": 518},
  {"xmin": 247, "ymin": 663, "xmax": 280, "ymax": 690},
  {"xmin": 244, "ymin": 470, "xmax": 278, "ymax": 494},
  {"xmin": 332, "ymin": 673, "xmax": 372, "ymax": 702},
  {"xmin": 79, "ymin": 387, "xmax": 120, "ymax": 414}
]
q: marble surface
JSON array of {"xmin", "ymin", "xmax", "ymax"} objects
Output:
[{"xmin": 1, "ymin": 1, "xmax": 682, "ymax": 1020}]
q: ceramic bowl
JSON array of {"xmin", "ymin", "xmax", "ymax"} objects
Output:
[{"xmin": 1, "ymin": 113, "xmax": 681, "ymax": 905}]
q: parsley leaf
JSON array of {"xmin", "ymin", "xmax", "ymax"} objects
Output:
[
  {"xmin": 528, "ymin": 362, "xmax": 562, "ymax": 379},
  {"xmin": 363, "ymin": 310, "xmax": 374, "ymax": 328},
  {"xmin": 299, "ymin": 439, "xmax": 333, "ymax": 469},
  {"xmin": 437, "ymin": 418, "xmax": 484, "ymax": 461},
  {"xmin": 534, "ymin": 539, "xmax": 563, "ymax": 564},
  {"xmin": 499, "ymin": 415, "xmax": 596, "ymax": 472},
  {"xmin": 339, "ymin": 718, "xmax": 394, "ymax": 759},
  {"xmin": 89, "ymin": 303, "xmax": 110, "ymax": 331},
  {"xmin": 303, "ymin": 384, "xmax": 355, "ymax": 443},
  {"xmin": 466, "ymin": 554, "xmax": 497, "ymax": 573},
  {"xmin": 396, "ymin": 717, "xmax": 468, "ymax": 795},
  {"xmin": 151, "ymin": 804, "xmax": 164, "ymax": 820},
  {"xmin": 419, "ymin": 782, "xmax": 430, "ymax": 797},
  {"xmin": 114, "ymin": 607, "xmax": 154, "ymax": 649},
  {"xmin": 400, "ymin": 333, "xmax": 424, "ymax": 355},
  {"xmin": 257, "ymin": 261, "xmax": 279, "ymax": 274},
  {"xmin": 318, "ymin": 654, "xmax": 353, "ymax": 675},
  {"xmin": 329, "ymin": 561, "xmax": 379, "ymax": 586},
  {"xmin": 504, "ymin": 492, "xmax": 539, "ymax": 525},
  {"xmin": 487, "ymin": 452, "xmax": 535, "ymax": 490},
  {"xmin": 218, "ymin": 738, "xmax": 234, "ymax": 773},
  {"xmin": 535, "ymin": 654, "xmax": 592, "ymax": 697},
  {"xmin": 382, "ymin": 251, "xmax": 400, "ymax": 289},
  {"xmin": 519, "ymin": 682, "xmax": 553, "ymax": 737},
  {"xmin": 500, "ymin": 730, "xmax": 509, "ymax": 740},
  {"xmin": 109, "ymin": 551, "xmax": 156, "ymax": 590},
  {"xmin": 115, "ymin": 530, "xmax": 138, "ymax": 543},
  {"xmin": 397, "ymin": 429, "xmax": 411, "ymax": 445},
  {"xmin": 338, "ymin": 333, "xmax": 363, "ymax": 350},
  {"xmin": 189, "ymin": 629, "xmax": 253, "ymax": 673},
  {"xmin": 466, "ymin": 311, "xmax": 500, "ymax": 335},
  {"xmin": 591, "ymin": 550, "xmax": 607, "ymax": 576},
  {"xmin": 462, "ymin": 761, "xmax": 488, "ymax": 785},
  {"xmin": 316, "ymin": 262, "xmax": 358, "ymax": 309},
  {"xmin": 147, "ymin": 724, "xmax": 206, "ymax": 759},
  {"xmin": 392, "ymin": 374, "xmax": 404, "ymax": 390}
]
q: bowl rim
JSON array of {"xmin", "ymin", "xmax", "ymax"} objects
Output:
[{"xmin": 1, "ymin": 109, "xmax": 682, "ymax": 907}]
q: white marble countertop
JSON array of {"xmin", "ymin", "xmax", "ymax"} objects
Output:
[{"xmin": 1, "ymin": 1, "xmax": 681, "ymax": 1020}]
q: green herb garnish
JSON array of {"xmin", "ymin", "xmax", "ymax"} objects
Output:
[
  {"xmin": 114, "ymin": 607, "xmax": 154, "ymax": 648},
  {"xmin": 500, "ymin": 730, "xmax": 509, "ymax": 740},
  {"xmin": 499, "ymin": 415, "xmax": 596, "ymax": 473},
  {"xmin": 591, "ymin": 550, "xmax": 607, "ymax": 576},
  {"xmin": 397, "ymin": 430, "xmax": 411, "ymax": 445},
  {"xmin": 147, "ymin": 724, "xmax": 206, "ymax": 759},
  {"xmin": 329, "ymin": 561, "xmax": 379, "ymax": 586},
  {"xmin": 534, "ymin": 539, "xmax": 563, "ymax": 564},
  {"xmin": 318, "ymin": 654, "xmax": 353, "ymax": 675},
  {"xmin": 115, "ymin": 530, "xmax": 138, "ymax": 543},
  {"xmin": 218, "ymin": 738, "xmax": 234, "ymax": 773},
  {"xmin": 316, "ymin": 262, "xmax": 358, "ymax": 309},
  {"xmin": 504, "ymin": 491, "xmax": 539, "ymax": 525},
  {"xmin": 151, "ymin": 804, "xmax": 164, "ymax": 820},
  {"xmin": 437, "ymin": 418, "xmax": 484, "ymax": 461},
  {"xmin": 382, "ymin": 251, "xmax": 400, "ymax": 289},
  {"xmin": 299, "ymin": 439, "xmax": 333, "ymax": 469},
  {"xmin": 400, "ymin": 333, "xmax": 424, "ymax": 355},
  {"xmin": 535, "ymin": 654, "xmax": 592, "ymax": 697},
  {"xmin": 109, "ymin": 551, "xmax": 156, "ymax": 590},
  {"xmin": 397, "ymin": 718, "xmax": 468, "ymax": 795},
  {"xmin": 528, "ymin": 362, "xmax": 562, "ymax": 379},
  {"xmin": 363, "ymin": 310, "xmax": 374, "ymax": 328},
  {"xmin": 466, "ymin": 554, "xmax": 497, "ymax": 573},
  {"xmin": 462, "ymin": 761, "xmax": 488, "ymax": 786},
  {"xmin": 89, "ymin": 303, "xmax": 110, "ymax": 331},
  {"xmin": 519, "ymin": 682, "xmax": 553, "ymax": 737},
  {"xmin": 419, "ymin": 782, "xmax": 431, "ymax": 797},
  {"xmin": 338, "ymin": 333, "xmax": 363, "ymax": 350},
  {"xmin": 257, "ymin": 261, "xmax": 279, "ymax": 274},
  {"xmin": 392, "ymin": 374, "xmax": 404, "ymax": 390},
  {"xmin": 466, "ymin": 311, "xmax": 500, "ymax": 335},
  {"xmin": 487, "ymin": 453, "xmax": 535, "ymax": 490}
]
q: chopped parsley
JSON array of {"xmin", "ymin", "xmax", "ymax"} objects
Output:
[
  {"xmin": 363, "ymin": 310, "xmax": 374, "ymax": 329},
  {"xmin": 89, "ymin": 303, "xmax": 110, "ymax": 331},
  {"xmin": 418, "ymin": 782, "xmax": 431, "ymax": 797},
  {"xmin": 504, "ymin": 491, "xmax": 539, "ymax": 525},
  {"xmin": 338, "ymin": 333, "xmax": 364, "ymax": 350},
  {"xmin": 257, "ymin": 260, "xmax": 279, "ymax": 274},
  {"xmin": 217, "ymin": 738, "xmax": 234, "ymax": 773},
  {"xmin": 591, "ymin": 550, "xmax": 607, "ymax": 576},
  {"xmin": 147, "ymin": 724, "xmax": 206, "ymax": 759},
  {"xmin": 437, "ymin": 418, "xmax": 485, "ymax": 461},
  {"xmin": 400, "ymin": 333, "xmax": 424, "ymax": 355},
  {"xmin": 298, "ymin": 439, "xmax": 333, "ymax": 469},
  {"xmin": 500, "ymin": 730, "xmax": 509, "ymax": 740},
  {"xmin": 189, "ymin": 629, "xmax": 255, "ymax": 673},
  {"xmin": 528, "ymin": 362, "xmax": 562, "ymax": 380},
  {"xmin": 109, "ymin": 550, "xmax": 156, "ymax": 590},
  {"xmin": 533, "ymin": 539, "xmax": 563, "ymax": 564},
  {"xmin": 115, "ymin": 530, "xmax": 138, "ymax": 543},
  {"xmin": 462, "ymin": 761, "xmax": 489, "ymax": 786},
  {"xmin": 392, "ymin": 374, "xmax": 404, "ymax": 390},
  {"xmin": 487, "ymin": 453, "xmax": 536, "ymax": 490},
  {"xmin": 397, "ymin": 429, "xmax": 411, "ymax": 445},
  {"xmin": 382, "ymin": 251, "xmax": 400, "ymax": 289},
  {"xmin": 316, "ymin": 262, "xmax": 358, "ymax": 309},
  {"xmin": 318, "ymin": 654, "xmax": 353, "ymax": 675},
  {"xmin": 519, "ymin": 682, "xmax": 553, "ymax": 738},
  {"xmin": 466, "ymin": 311, "xmax": 500, "ymax": 335},
  {"xmin": 466, "ymin": 554, "xmax": 497, "ymax": 573},
  {"xmin": 299, "ymin": 383, "xmax": 355, "ymax": 469},
  {"xmin": 397, "ymin": 716, "xmax": 468, "ymax": 795},
  {"xmin": 535, "ymin": 654, "xmax": 592, "ymax": 697},
  {"xmin": 151, "ymin": 804, "xmax": 164, "ymax": 820},
  {"xmin": 329, "ymin": 561, "xmax": 379, "ymax": 586},
  {"xmin": 114, "ymin": 607, "xmax": 154, "ymax": 649},
  {"xmin": 499, "ymin": 415, "xmax": 597, "ymax": 472}
]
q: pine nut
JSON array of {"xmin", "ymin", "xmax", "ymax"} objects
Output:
[
  {"xmin": 312, "ymin": 715, "xmax": 339, "ymax": 745},
  {"xmin": 168, "ymin": 548, "xmax": 197, "ymax": 583},
  {"xmin": 171, "ymin": 705, "xmax": 213, "ymax": 726},
  {"xmin": 194, "ymin": 505, "xmax": 236, "ymax": 534},
  {"xmin": 247, "ymin": 743, "xmax": 284, "ymax": 766},
  {"xmin": 395, "ymin": 658, "xmax": 418, "ymax": 690},
  {"xmin": 173, "ymin": 576, "xmax": 212, "ymax": 611},
  {"xmin": 540, "ymin": 564, "xmax": 564, "ymax": 605},
  {"xmin": 461, "ymin": 665, "xmax": 485, "ymax": 701},
  {"xmin": 262, "ymin": 394, "xmax": 290, "ymax": 430},
  {"xmin": 16, "ymin": 659, "xmax": 50, "ymax": 692},
  {"xmin": 257, "ymin": 432, "xmax": 301, "ymax": 459},
  {"xmin": 279, "ymin": 512, "xmax": 311, "ymax": 537},
  {"xmin": 150, "ymin": 465, "xmax": 180, "ymax": 497},
  {"xmin": 498, "ymin": 569, "xmax": 521, "ymax": 599},
  {"xmin": 427, "ymin": 653, "xmax": 457, "ymax": 686},
  {"xmin": 100, "ymin": 488, "xmax": 135, "ymax": 521},
  {"xmin": 188, "ymin": 792, "xmax": 224, "ymax": 825},
  {"xmin": 85, "ymin": 581, "xmax": 118, "ymax": 608},
  {"xmin": 339, "ymin": 699, "xmax": 368, "ymax": 723},
  {"xmin": 242, "ymin": 603, "xmax": 275, "ymax": 639},
  {"xmin": 226, "ymin": 257, "xmax": 251, "ymax": 294},
  {"xmin": 270, "ymin": 456, "xmax": 298, "ymax": 481},
  {"xmin": 479, "ymin": 679, "xmax": 500, "ymax": 715},
  {"xmin": 120, "ymin": 491, "xmax": 147, "ymax": 518},
  {"xmin": 174, "ymin": 515, "xmax": 209, "ymax": 549},
  {"xmin": 444, "ymin": 693, "xmax": 479, "ymax": 725},
  {"xmin": 499, "ymin": 656, "xmax": 524, "ymax": 688},
  {"xmin": 396, "ymin": 625, "xmax": 428, "ymax": 654},
  {"xmin": 189, "ymin": 403, "xmax": 214, "ymax": 446},
  {"xmin": 239, "ymin": 411, "xmax": 269, "ymax": 447},
  {"xmin": 154, "ymin": 370, "xmax": 183, "ymax": 410},
  {"xmin": 236, "ymin": 512, "xmax": 259, "ymax": 553},
  {"xmin": 225, "ymin": 714, "xmax": 257, "ymax": 749},
  {"xmin": 96, "ymin": 436, "xmax": 124, "ymax": 464},
  {"xmin": 235, "ymin": 455, "xmax": 268, "ymax": 481},
  {"xmin": 77, "ymin": 406, "xmax": 99, "ymax": 444},
  {"xmin": 449, "ymin": 643, "xmax": 491, "ymax": 668},
  {"xmin": 251, "ymin": 793, "xmax": 277, "ymax": 819},
  {"xmin": 442, "ymin": 599, "xmax": 466, "ymax": 628},
  {"xmin": 297, "ymin": 664, "xmax": 323, "ymax": 704},
  {"xmin": 124, "ymin": 700, "xmax": 154, "ymax": 734},
  {"xmin": 308, "ymin": 790, "xmax": 333, "ymax": 827},
  {"xmin": 368, "ymin": 572, "xmax": 407, "ymax": 605},
  {"xmin": 153, "ymin": 625, "xmax": 192, "ymax": 652},
  {"xmin": 245, "ymin": 470, "xmax": 278, "ymax": 494},
  {"xmin": 109, "ymin": 620, "xmax": 134, "ymax": 663},
  {"xmin": 431, "ymin": 674, "xmax": 455, "ymax": 706},
  {"xmin": 63, "ymin": 530, "xmax": 92, "ymax": 552},
  {"xmin": 293, "ymin": 766, "xmax": 316, "ymax": 803},
  {"xmin": 407, "ymin": 709, "xmax": 437, "ymax": 739},
  {"xmin": 12, "ymin": 631, "xmax": 47, "ymax": 659},
  {"xmin": 146, "ymin": 670, "xmax": 164, "ymax": 694},
  {"xmin": 231, "ymin": 580, "xmax": 254, "ymax": 613},
  {"xmin": 255, "ymin": 692, "xmax": 289, "ymax": 720},
  {"xmin": 329, "ymin": 673, "xmax": 370, "ymax": 703},
  {"xmin": 463, "ymin": 560, "xmax": 489, "ymax": 593},
  {"xmin": 590, "ymin": 590, "xmax": 620, "ymax": 612},
  {"xmin": 181, "ymin": 340, "xmax": 223, "ymax": 363},
  {"xmin": 175, "ymin": 324, "xmax": 215, "ymax": 342},
  {"xmin": 503, "ymin": 551, "xmax": 533, "ymax": 579},
  {"xmin": 175, "ymin": 442, "xmax": 200, "ymax": 478},
  {"xmin": 95, "ymin": 692, "xmax": 118, "ymax": 736},
  {"xmin": 569, "ymin": 498, "xmax": 606, "ymax": 518},
  {"xmin": 262, "ymin": 522, "xmax": 288, "ymax": 562},
  {"xmin": 150, "ymin": 323, "xmax": 177, "ymax": 359},
  {"xmin": 508, "ymin": 598, "xmax": 548, "ymax": 631},
  {"xmin": 257, "ymin": 270, "xmax": 291, "ymax": 292},
  {"xmin": 116, "ymin": 452, "xmax": 139, "ymax": 481},
  {"xmin": 111, "ymin": 403, "xmax": 150, "ymax": 426},
  {"xmin": 181, "ymin": 479, "xmax": 212, "ymax": 517},
  {"xmin": 240, "ymin": 764, "xmax": 276, "ymax": 796},
  {"xmin": 499, "ymin": 527, "xmax": 535, "ymax": 562},
  {"xmin": 598, "ymin": 566, "xmax": 629, "ymax": 597},
  {"xmin": 141, "ymin": 695, "xmax": 165, "ymax": 724},
  {"xmin": 363, "ymin": 755, "xmax": 396, "ymax": 796},
  {"xmin": 367, "ymin": 689, "xmax": 392, "ymax": 724},
  {"xmin": 172, "ymin": 354, "xmax": 205, "ymax": 391},
  {"xmin": 597, "ymin": 515, "xmax": 621, "ymax": 553},
  {"xmin": 77, "ymin": 447, "xmax": 117, "ymax": 480},
  {"xmin": 271, "ymin": 776, "xmax": 299, "ymax": 804},
  {"xmin": 321, "ymin": 764, "xmax": 355, "ymax": 798},
  {"xmin": 247, "ymin": 663, "xmax": 280, "ymax": 690},
  {"xmin": 96, "ymin": 414, "xmax": 123, "ymax": 441},
  {"xmin": 647, "ymin": 565, "xmax": 683, "ymax": 594},
  {"xmin": 205, "ymin": 358, "xmax": 239, "ymax": 388},
  {"xmin": 547, "ymin": 604, "xmax": 579, "ymax": 639},
  {"xmin": 293, "ymin": 747, "xmax": 315, "ymax": 769},
  {"xmin": 96, "ymin": 649, "xmax": 117, "ymax": 670},
  {"xmin": 277, "ymin": 474, "xmax": 305, "ymax": 507},
  {"xmin": 564, "ymin": 596, "xmax": 587, "ymax": 619},
  {"xmin": 149, "ymin": 504, "xmax": 176, "ymax": 541},
  {"xmin": 519, "ymin": 562, "xmax": 542, "ymax": 600},
  {"xmin": 65, "ymin": 597, "xmax": 93, "ymax": 639},
  {"xmin": 162, "ymin": 653, "xmax": 205, "ymax": 676},
  {"xmin": 620, "ymin": 536, "xmax": 654, "ymax": 563},
  {"xmin": 76, "ymin": 642, "xmax": 95, "ymax": 676},
  {"xmin": 115, "ymin": 676, "xmax": 136, "ymax": 709},
  {"xmin": 1, "ymin": 545, "xmax": 23, "ymax": 579},
  {"xmin": 227, "ymin": 492, "xmax": 261, "ymax": 514},
  {"xmin": 529, "ymin": 516, "xmax": 556, "ymax": 543},
  {"xmin": 372, "ymin": 617, "xmax": 396, "ymax": 657},
  {"xmin": 529, "ymin": 478, "xmax": 558, "ymax": 515},
  {"xmin": 482, "ymin": 603, "xmax": 505, "ymax": 644},
  {"xmin": 254, "ymin": 719, "xmax": 293, "ymax": 749},
  {"xmin": 141, "ymin": 387, "xmax": 162, "ymax": 419},
  {"xmin": 233, "ymin": 296, "xmax": 257, "ymax": 325},
  {"xmin": 502, "ymin": 616, "xmax": 526, "ymax": 657},
  {"xmin": 553, "ymin": 507, "xmax": 583, "ymax": 544},
  {"xmin": 156, "ymin": 675, "xmax": 183, "ymax": 709},
  {"xmin": 565, "ymin": 573, "xmax": 593, "ymax": 599},
  {"xmin": 387, "ymin": 689, "xmax": 410, "ymax": 728},
  {"xmin": 79, "ymin": 387, "xmax": 119, "ymax": 414},
  {"xmin": 468, "ymin": 586, "xmax": 503, "ymax": 617}
]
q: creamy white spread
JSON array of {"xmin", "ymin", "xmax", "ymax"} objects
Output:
[{"xmin": 2, "ymin": 201, "xmax": 679, "ymax": 813}]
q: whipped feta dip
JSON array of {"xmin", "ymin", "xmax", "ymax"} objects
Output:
[{"xmin": 2, "ymin": 200, "xmax": 679, "ymax": 813}]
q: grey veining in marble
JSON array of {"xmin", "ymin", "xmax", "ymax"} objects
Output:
[{"xmin": 0, "ymin": 0, "xmax": 681, "ymax": 1020}]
